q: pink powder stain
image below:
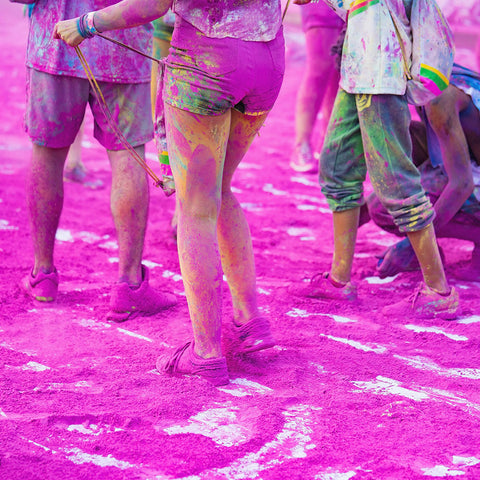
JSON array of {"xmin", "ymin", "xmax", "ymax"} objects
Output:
[{"xmin": 1, "ymin": 3, "xmax": 480, "ymax": 479}]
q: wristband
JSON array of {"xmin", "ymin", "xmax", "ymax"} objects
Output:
[{"xmin": 77, "ymin": 12, "xmax": 98, "ymax": 39}]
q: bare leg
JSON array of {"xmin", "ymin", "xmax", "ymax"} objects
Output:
[
  {"xmin": 107, "ymin": 146, "xmax": 148, "ymax": 285},
  {"xmin": 407, "ymin": 224, "xmax": 449, "ymax": 293},
  {"xmin": 28, "ymin": 144, "xmax": 68, "ymax": 275},
  {"xmin": 165, "ymin": 104, "xmax": 231, "ymax": 359},
  {"xmin": 218, "ymin": 110, "xmax": 269, "ymax": 325},
  {"xmin": 150, "ymin": 37, "xmax": 170, "ymax": 121},
  {"xmin": 330, "ymin": 207, "xmax": 360, "ymax": 284},
  {"xmin": 294, "ymin": 27, "xmax": 340, "ymax": 147},
  {"xmin": 64, "ymin": 120, "xmax": 85, "ymax": 173}
]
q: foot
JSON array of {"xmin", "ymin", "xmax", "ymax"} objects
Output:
[
  {"xmin": 158, "ymin": 342, "xmax": 229, "ymax": 386},
  {"xmin": 289, "ymin": 272, "xmax": 357, "ymax": 302},
  {"xmin": 382, "ymin": 283, "xmax": 460, "ymax": 320},
  {"xmin": 232, "ymin": 316, "xmax": 275, "ymax": 354},
  {"xmin": 289, "ymin": 142, "xmax": 318, "ymax": 174},
  {"xmin": 64, "ymin": 165, "xmax": 104, "ymax": 190},
  {"xmin": 21, "ymin": 268, "xmax": 59, "ymax": 302},
  {"xmin": 107, "ymin": 265, "xmax": 177, "ymax": 322}
]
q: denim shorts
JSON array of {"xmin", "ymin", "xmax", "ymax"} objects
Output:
[
  {"xmin": 163, "ymin": 19, "xmax": 285, "ymax": 116},
  {"xmin": 25, "ymin": 68, "xmax": 153, "ymax": 150}
]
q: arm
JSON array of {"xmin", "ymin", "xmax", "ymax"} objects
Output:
[
  {"xmin": 424, "ymin": 85, "xmax": 474, "ymax": 231},
  {"xmin": 54, "ymin": 0, "xmax": 172, "ymax": 47}
]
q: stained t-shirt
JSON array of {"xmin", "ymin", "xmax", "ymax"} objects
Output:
[
  {"xmin": 321, "ymin": 0, "xmax": 414, "ymax": 95},
  {"xmin": 27, "ymin": 0, "xmax": 153, "ymax": 83},
  {"xmin": 172, "ymin": 0, "xmax": 282, "ymax": 41}
]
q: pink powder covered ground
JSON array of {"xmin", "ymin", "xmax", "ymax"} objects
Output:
[{"xmin": 1, "ymin": 3, "xmax": 480, "ymax": 479}]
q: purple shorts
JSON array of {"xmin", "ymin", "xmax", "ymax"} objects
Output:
[
  {"xmin": 25, "ymin": 68, "xmax": 153, "ymax": 150},
  {"xmin": 163, "ymin": 19, "xmax": 285, "ymax": 116},
  {"xmin": 300, "ymin": 3, "xmax": 343, "ymax": 32}
]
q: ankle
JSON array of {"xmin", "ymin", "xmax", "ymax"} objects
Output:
[{"xmin": 328, "ymin": 273, "xmax": 348, "ymax": 288}]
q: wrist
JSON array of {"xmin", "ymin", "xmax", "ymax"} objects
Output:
[{"xmin": 77, "ymin": 12, "xmax": 99, "ymax": 39}]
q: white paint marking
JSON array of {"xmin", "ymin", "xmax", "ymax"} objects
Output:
[
  {"xmin": 405, "ymin": 325, "xmax": 468, "ymax": 342},
  {"xmin": 219, "ymin": 378, "xmax": 273, "ymax": 398},
  {"xmin": 23, "ymin": 361, "xmax": 50, "ymax": 371},
  {"xmin": 320, "ymin": 334, "xmax": 387, "ymax": 354},
  {"xmin": 108, "ymin": 257, "xmax": 119, "ymax": 263},
  {"xmin": 364, "ymin": 275, "xmax": 399, "ymax": 284},
  {"xmin": 117, "ymin": 328, "xmax": 153, "ymax": 343},
  {"xmin": 162, "ymin": 270, "xmax": 183, "ymax": 282},
  {"xmin": 453, "ymin": 456, "xmax": 480, "ymax": 467},
  {"xmin": 422, "ymin": 465, "xmax": 465, "ymax": 476},
  {"xmin": 353, "ymin": 376, "xmax": 429, "ymax": 401},
  {"xmin": 0, "ymin": 219, "xmax": 18, "ymax": 231},
  {"xmin": 290, "ymin": 176, "xmax": 319, "ymax": 187},
  {"xmin": 263, "ymin": 183, "xmax": 288, "ymax": 196},
  {"xmin": 142, "ymin": 259, "xmax": 162, "ymax": 269},
  {"xmin": 457, "ymin": 315, "xmax": 480, "ymax": 324},
  {"xmin": 64, "ymin": 447, "xmax": 135, "ymax": 469},
  {"xmin": 77, "ymin": 231, "xmax": 102, "ymax": 244},
  {"xmin": 394, "ymin": 355, "xmax": 480, "ymax": 380},
  {"xmin": 164, "ymin": 403, "xmax": 257, "ymax": 447},
  {"xmin": 98, "ymin": 240, "xmax": 119, "ymax": 250},
  {"xmin": 0, "ymin": 408, "xmax": 7, "ymax": 418},
  {"xmin": 56, "ymin": 228, "xmax": 74, "ymax": 242}
]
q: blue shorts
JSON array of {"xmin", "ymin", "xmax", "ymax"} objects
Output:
[{"xmin": 163, "ymin": 19, "xmax": 285, "ymax": 116}]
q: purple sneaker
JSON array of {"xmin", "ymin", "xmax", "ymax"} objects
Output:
[
  {"xmin": 21, "ymin": 268, "xmax": 59, "ymax": 302},
  {"xmin": 107, "ymin": 265, "xmax": 177, "ymax": 322},
  {"xmin": 158, "ymin": 342, "xmax": 229, "ymax": 386},
  {"xmin": 232, "ymin": 316, "xmax": 276, "ymax": 354},
  {"xmin": 289, "ymin": 272, "xmax": 357, "ymax": 302}
]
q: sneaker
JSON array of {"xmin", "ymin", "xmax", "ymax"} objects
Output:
[
  {"xmin": 107, "ymin": 265, "xmax": 177, "ymax": 322},
  {"xmin": 382, "ymin": 283, "xmax": 460, "ymax": 320},
  {"xmin": 21, "ymin": 268, "xmax": 59, "ymax": 302},
  {"xmin": 158, "ymin": 341, "xmax": 229, "ymax": 386},
  {"xmin": 64, "ymin": 165, "xmax": 104, "ymax": 190},
  {"xmin": 232, "ymin": 316, "xmax": 276, "ymax": 354},
  {"xmin": 289, "ymin": 272, "xmax": 357, "ymax": 302},
  {"xmin": 289, "ymin": 142, "xmax": 318, "ymax": 174}
]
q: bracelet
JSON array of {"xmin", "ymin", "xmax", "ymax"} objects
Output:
[{"xmin": 76, "ymin": 12, "xmax": 98, "ymax": 39}]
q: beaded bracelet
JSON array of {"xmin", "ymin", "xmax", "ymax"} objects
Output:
[{"xmin": 76, "ymin": 12, "xmax": 98, "ymax": 39}]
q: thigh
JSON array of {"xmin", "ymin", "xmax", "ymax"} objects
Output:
[
  {"xmin": 165, "ymin": 104, "xmax": 231, "ymax": 212},
  {"xmin": 26, "ymin": 69, "xmax": 88, "ymax": 148},
  {"xmin": 89, "ymin": 81, "xmax": 153, "ymax": 150}
]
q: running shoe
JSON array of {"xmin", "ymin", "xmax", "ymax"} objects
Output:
[
  {"xmin": 231, "ymin": 316, "xmax": 276, "ymax": 354},
  {"xmin": 289, "ymin": 272, "xmax": 358, "ymax": 302},
  {"xmin": 158, "ymin": 341, "xmax": 229, "ymax": 386},
  {"xmin": 21, "ymin": 268, "xmax": 59, "ymax": 302},
  {"xmin": 289, "ymin": 142, "xmax": 318, "ymax": 174},
  {"xmin": 382, "ymin": 283, "xmax": 460, "ymax": 320},
  {"xmin": 107, "ymin": 265, "xmax": 177, "ymax": 322},
  {"xmin": 64, "ymin": 165, "xmax": 104, "ymax": 190}
]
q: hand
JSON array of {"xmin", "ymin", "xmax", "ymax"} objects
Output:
[
  {"xmin": 376, "ymin": 238, "xmax": 419, "ymax": 279},
  {"xmin": 54, "ymin": 19, "xmax": 85, "ymax": 47}
]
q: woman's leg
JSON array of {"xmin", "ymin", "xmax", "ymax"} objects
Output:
[
  {"xmin": 218, "ymin": 109, "xmax": 269, "ymax": 324},
  {"xmin": 165, "ymin": 104, "xmax": 231, "ymax": 359}
]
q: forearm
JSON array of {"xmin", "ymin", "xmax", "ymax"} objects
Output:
[
  {"xmin": 93, "ymin": 0, "xmax": 172, "ymax": 33},
  {"xmin": 432, "ymin": 180, "xmax": 473, "ymax": 231}
]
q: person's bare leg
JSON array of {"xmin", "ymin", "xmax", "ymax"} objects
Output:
[
  {"xmin": 64, "ymin": 119, "xmax": 85, "ymax": 173},
  {"xmin": 28, "ymin": 144, "xmax": 68, "ymax": 275},
  {"xmin": 218, "ymin": 110, "xmax": 269, "ymax": 325},
  {"xmin": 294, "ymin": 27, "xmax": 338, "ymax": 146},
  {"xmin": 329, "ymin": 207, "xmax": 360, "ymax": 284},
  {"xmin": 150, "ymin": 37, "xmax": 170, "ymax": 121},
  {"xmin": 407, "ymin": 224, "xmax": 449, "ymax": 293},
  {"xmin": 165, "ymin": 104, "xmax": 230, "ymax": 359},
  {"xmin": 107, "ymin": 146, "xmax": 148, "ymax": 285}
]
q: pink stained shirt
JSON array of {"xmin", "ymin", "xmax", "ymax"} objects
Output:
[
  {"xmin": 26, "ymin": 0, "xmax": 153, "ymax": 84},
  {"xmin": 172, "ymin": 0, "xmax": 282, "ymax": 42}
]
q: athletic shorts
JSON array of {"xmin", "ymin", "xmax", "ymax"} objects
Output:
[
  {"xmin": 163, "ymin": 18, "xmax": 285, "ymax": 116},
  {"xmin": 25, "ymin": 68, "xmax": 153, "ymax": 150},
  {"xmin": 301, "ymin": 2, "xmax": 343, "ymax": 32}
]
